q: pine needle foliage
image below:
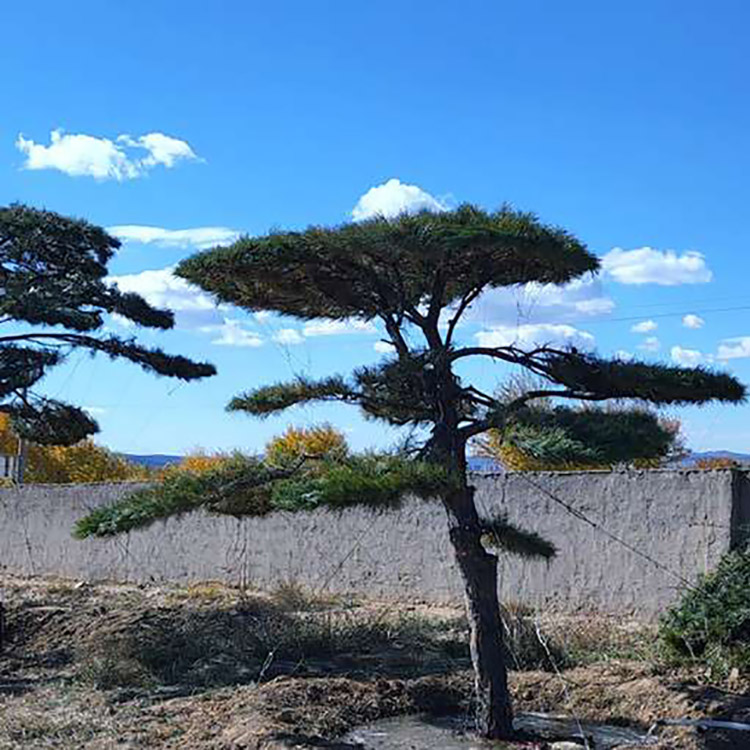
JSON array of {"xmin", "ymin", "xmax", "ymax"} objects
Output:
[
  {"xmin": 176, "ymin": 205, "xmax": 599, "ymax": 320},
  {"xmin": 0, "ymin": 204, "xmax": 215, "ymax": 445},
  {"xmin": 75, "ymin": 453, "xmax": 454, "ymax": 538},
  {"xmin": 659, "ymin": 549, "xmax": 750, "ymax": 675},
  {"xmin": 480, "ymin": 513, "xmax": 557, "ymax": 560},
  {"xmin": 538, "ymin": 352, "xmax": 744, "ymax": 406},
  {"xmin": 229, "ymin": 376, "xmax": 356, "ymax": 417},
  {"xmin": 501, "ymin": 405, "xmax": 679, "ymax": 468},
  {"xmin": 474, "ymin": 376, "xmax": 686, "ymax": 470}
]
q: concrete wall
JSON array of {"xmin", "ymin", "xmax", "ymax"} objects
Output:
[{"xmin": 0, "ymin": 469, "xmax": 746, "ymax": 617}]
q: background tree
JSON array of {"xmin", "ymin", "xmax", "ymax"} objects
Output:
[
  {"xmin": 168, "ymin": 449, "xmax": 236, "ymax": 476},
  {"xmin": 265, "ymin": 423, "xmax": 349, "ymax": 467},
  {"xmin": 0, "ymin": 204, "xmax": 215, "ymax": 446},
  {"xmin": 76, "ymin": 206, "xmax": 745, "ymax": 739},
  {"xmin": 0, "ymin": 413, "xmax": 148, "ymax": 483},
  {"xmin": 162, "ymin": 424, "xmax": 349, "ymax": 477}
]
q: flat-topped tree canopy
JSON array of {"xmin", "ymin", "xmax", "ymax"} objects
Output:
[
  {"xmin": 177, "ymin": 203, "xmax": 745, "ymax": 434},
  {"xmin": 176, "ymin": 205, "xmax": 599, "ymax": 321},
  {"xmin": 538, "ymin": 352, "xmax": 746, "ymax": 405}
]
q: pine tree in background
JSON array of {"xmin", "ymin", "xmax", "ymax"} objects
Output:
[
  {"xmin": 76, "ymin": 205, "xmax": 745, "ymax": 739},
  {"xmin": 0, "ymin": 205, "xmax": 216, "ymax": 446},
  {"xmin": 473, "ymin": 375, "xmax": 687, "ymax": 470}
]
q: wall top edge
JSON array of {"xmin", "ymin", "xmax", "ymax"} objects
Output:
[{"xmin": 469, "ymin": 467, "xmax": 747, "ymax": 478}]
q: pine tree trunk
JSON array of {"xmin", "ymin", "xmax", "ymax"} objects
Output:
[
  {"xmin": 425, "ymin": 358, "xmax": 513, "ymax": 738},
  {"xmin": 444, "ymin": 485, "xmax": 514, "ymax": 739}
]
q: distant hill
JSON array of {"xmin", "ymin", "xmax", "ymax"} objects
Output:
[
  {"xmin": 677, "ymin": 451, "xmax": 750, "ymax": 467},
  {"xmin": 121, "ymin": 451, "xmax": 750, "ymax": 473},
  {"xmin": 123, "ymin": 454, "xmax": 182, "ymax": 469}
]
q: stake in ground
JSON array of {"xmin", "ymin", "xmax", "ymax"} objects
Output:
[{"xmin": 77, "ymin": 205, "xmax": 746, "ymax": 740}]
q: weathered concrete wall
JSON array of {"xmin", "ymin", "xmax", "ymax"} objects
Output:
[{"xmin": 0, "ymin": 470, "xmax": 746, "ymax": 617}]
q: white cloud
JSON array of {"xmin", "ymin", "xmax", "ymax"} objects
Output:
[
  {"xmin": 108, "ymin": 225, "xmax": 239, "ymax": 250},
  {"xmin": 613, "ymin": 350, "xmax": 633, "ymax": 361},
  {"xmin": 374, "ymin": 340, "xmax": 395, "ymax": 353},
  {"xmin": 16, "ymin": 129, "xmax": 200, "ymax": 181},
  {"xmin": 631, "ymin": 320, "xmax": 658, "ymax": 333},
  {"xmin": 474, "ymin": 323, "xmax": 595, "ymax": 350},
  {"xmin": 118, "ymin": 132, "xmax": 199, "ymax": 168},
  {"xmin": 682, "ymin": 314, "xmax": 705, "ymax": 330},
  {"xmin": 638, "ymin": 336, "xmax": 661, "ymax": 352},
  {"xmin": 671, "ymin": 345, "xmax": 703, "ymax": 366},
  {"xmin": 302, "ymin": 319, "xmax": 377, "ymax": 337},
  {"xmin": 273, "ymin": 328, "xmax": 305, "ymax": 345},
  {"xmin": 601, "ymin": 247, "xmax": 712, "ymax": 285},
  {"xmin": 202, "ymin": 318, "xmax": 263, "ymax": 347},
  {"xmin": 351, "ymin": 178, "xmax": 447, "ymax": 221},
  {"xmin": 470, "ymin": 276, "xmax": 614, "ymax": 328},
  {"xmin": 717, "ymin": 337, "xmax": 750, "ymax": 361},
  {"xmin": 108, "ymin": 266, "xmax": 224, "ymax": 329},
  {"xmin": 574, "ymin": 297, "xmax": 616, "ymax": 315}
]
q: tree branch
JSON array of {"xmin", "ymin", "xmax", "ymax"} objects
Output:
[
  {"xmin": 380, "ymin": 313, "xmax": 410, "ymax": 358},
  {"xmin": 445, "ymin": 284, "xmax": 485, "ymax": 348},
  {"xmin": 449, "ymin": 346, "xmax": 526, "ymax": 366},
  {"xmin": 504, "ymin": 389, "xmax": 610, "ymax": 410},
  {"xmin": 461, "ymin": 386, "xmax": 497, "ymax": 409}
]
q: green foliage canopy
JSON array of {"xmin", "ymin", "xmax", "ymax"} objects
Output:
[
  {"xmin": 176, "ymin": 205, "xmax": 599, "ymax": 321},
  {"xmin": 660, "ymin": 549, "xmax": 750, "ymax": 674},
  {"xmin": 75, "ymin": 453, "xmax": 455, "ymax": 537}
]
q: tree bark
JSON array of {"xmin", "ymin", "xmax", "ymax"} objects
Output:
[
  {"xmin": 444, "ymin": 484, "xmax": 514, "ymax": 739},
  {"xmin": 423, "ymin": 347, "xmax": 513, "ymax": 738}
]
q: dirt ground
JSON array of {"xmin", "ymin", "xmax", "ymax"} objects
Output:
[{"xmin": 1, "ymin": 575, "xmax": 748, "ymax": 749}]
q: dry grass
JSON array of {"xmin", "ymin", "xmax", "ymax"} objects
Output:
[{"xmin": 0, "ymin": 575, "xmax": 747, "ymax": 748}]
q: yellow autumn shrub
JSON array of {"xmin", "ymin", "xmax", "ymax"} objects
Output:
[
  {"xmin": 265, "ymin": 424, "xmax": 349, "ymax": 467},
  {"xmin": 0, "ymin": 414, "xmax": 148, "ymax": 483},
  {"xmin": 171, "ymin": 450, "xmax": 235, "ymax": 476}
]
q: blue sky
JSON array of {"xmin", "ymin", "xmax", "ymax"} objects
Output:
[{"xmin": 3, "ymin": 0, "xmax": 750, "ymax": 455}]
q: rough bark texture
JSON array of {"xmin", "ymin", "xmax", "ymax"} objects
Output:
[
  {"xmin": 444, "ymin": 484, "xmax": 514, "ymax": 739},
  {"xmin": 425, "ymin": 358, "xmax": 514, "ymax": 739}
]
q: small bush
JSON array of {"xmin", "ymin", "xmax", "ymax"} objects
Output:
[
  {"xmin": 269, "ymin": 579, "xmax": 346, "ymax": 611},
  {"xmin": 659, "ymin": 548, "xmax": 750, "ymax": 676}
]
